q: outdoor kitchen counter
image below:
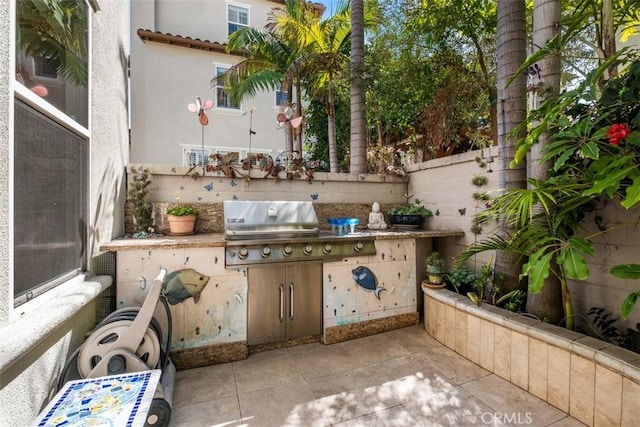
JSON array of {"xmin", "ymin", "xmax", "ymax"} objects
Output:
[{"xmin": 99, "ymin": 229, "xmax": 465, "ymax": 252}]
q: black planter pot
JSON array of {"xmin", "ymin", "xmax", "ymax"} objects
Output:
[{"xmin": 389, "ymin": 214, "xmax": 424, "ymax": 227}]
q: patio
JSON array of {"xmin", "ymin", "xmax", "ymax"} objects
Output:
[{"xmin": 169, "ymin": 324, "xmax": 583, "ymax": 426}]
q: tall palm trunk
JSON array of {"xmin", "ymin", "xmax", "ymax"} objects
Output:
[
  {"xmin": 350, "ymin": 0, "xmax": 367, "ymax": 173},
  {"xmin": 495, "ymin": 0, "xmax": 528, "ymax": 292},
  {"xmin": 526, "ymin": 0, "xmax": 565, "ymax": 326},
  {"xmin": 327, "ymin": 86, "xmax": 339, "ymax": 172}
]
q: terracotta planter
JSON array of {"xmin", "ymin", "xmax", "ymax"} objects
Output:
[{"xmin": 167, "ymin": 214, "xmax": 196, "ymax": 235}]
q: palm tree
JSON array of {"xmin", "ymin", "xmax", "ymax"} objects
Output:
[
  {"xmin": 278, "ymin": 2, "xmax": 352, "ymax": 173},
  {"xmin": 221, "ymin": 27, "xmax": 299, "ymax": 153},
  {"xmin": 350, "ymin": 0, "xmax": 367, "ymax": 173},
  {"xmin": 526, "ymin": 0, "xmax": 564, "ymax": 325},
  {"xmin": 494, "ymin": 0, "xmax": 528, "ymax": 293}
]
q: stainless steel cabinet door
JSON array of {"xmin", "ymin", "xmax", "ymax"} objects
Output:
[
  {"xmin": 285, "ymin": 262, "xmax": 322, "ymax": 340},
  {"xmin": 247, "ymin": 266, "xmax": 286, "ymax": 345}
]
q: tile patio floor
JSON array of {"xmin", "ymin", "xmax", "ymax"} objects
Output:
[{"xmin": 170, "ymin": 324, "xmax": 585, "ymax": 426}]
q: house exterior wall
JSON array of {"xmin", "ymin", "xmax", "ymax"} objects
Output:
[
  {"xmin": 0, "ymin": 1, "xmax": 129, "ymax": 424},
  {"xmin": 130, "ymin": 0, "xmax": 291, "ymax": 166}
]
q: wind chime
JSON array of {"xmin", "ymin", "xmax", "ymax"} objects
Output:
[{"xmin": 187, "ymin": 97, "xmax": 213, "ymax": 175}]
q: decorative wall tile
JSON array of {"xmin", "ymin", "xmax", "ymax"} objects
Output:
[
  {"xmin": 445, "ymin": 304, "xmax": 456, "ymax": 349},
  {"xmin": 479, "ymin": 319, "xmax": 495, "ymax": 371},
  {"xmin": 594, "ymin": 365, "xmax": 622, "ymax": 426},
  {"xmin": 528, "ymin": 338, "xmax": 548, "ymax": 401},
  {"xmin": 569, "ymin": 354, "xmax": 595, "ymax": 426},
  {"xmin": 621, "ymin": 377, "xmax": 640, "ymax": 426},
  {"xmin": 454, "ymin": 309, "xmax": 467, "ymax": 356},
  {"xmin": 493, "ymin": 325, "xmax": 511, "ymax": 381},
  {"xmin": 466, "ymin": 314, "xmax": 481, "ymax": 364},
  {"xmin": 547, "ymin": 345, "xmax": 570, "ymax": 412},
  {"xmin": 510, "ymin": 332, "xmax": 529, "ymax": 390}
]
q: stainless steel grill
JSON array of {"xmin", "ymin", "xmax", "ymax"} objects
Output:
[{"xmin": 223, "ymin": 201, "xmax": 376, "ymax": 266}]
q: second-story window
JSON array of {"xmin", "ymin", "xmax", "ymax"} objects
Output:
[
  {"xmin": 215, "ymin": 66, "xmax": 240, "ymax": 110},
  {"xmin": 228, "ymin": 4, "xmax": 249, "ymax": 36},
  {"xmin": 275, "ymin": 89, "xmax": 288, "ymax": 107}
]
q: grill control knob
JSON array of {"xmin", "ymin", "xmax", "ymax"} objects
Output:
[
  {"xmin": 238, "ymin": 248, "xmax": 249, "ymax": 259},
  {"xmin": 283, "ymin": 246, "xmax": 293, "ymax": 256},
  {"xmin": 303, "ymin": 245, "xmax": 313, "ymax": 255},
  {"xmin": 323, "ymin": 244, "xmax": 332, "ymax": 254},
  {"xmin": 261, "ymin": 247, "xmax": 271, "ymax": 258},
  {"xmin": 354, "ymin": 242, "xmax": 364, "ymax": 252}
]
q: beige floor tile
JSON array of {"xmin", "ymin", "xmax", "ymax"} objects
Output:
[
  {"xmin": 315, "ymin": 382, "xmax": 400, "ymax": 424},
  {"xmin": 169, "ymin": 395, "xmax": 242, "ymax": 427},
  {"xmin": 342, "ymin": 331, "xmax": 412, "ymax": 365},
  {"xmin": 232, "ymin": 348, "xmax": 304, "ymax": 394},
  {"xmin": 288, "ymin": 341, "xmax": 362, "ymax": 378},
  {"xmin": 418, "ymin": 345, "xmax": 491, "ymax": 385},
  {"xmin": 546, "ymin": 416, "xmax": 587, "ymax": 427},
  {"xmin": 462, "ymin": 374, "xmax": 567, "ymax": 427},
  {"xmin": 238, "ymin": 377, "xmax": 329, "ymax": 427},
  {"xmin": 367, "ymin": 354, "xmax": 456, "ymax": 403},
  {"xmin": 173, "ymin": 363, "xmax": 237, "ymax": 408},
  {"xmin": 332, "ymin": 404, "xmax": 420, "ymax": 427},
  {"xmin": 402, "ymin": 386, "xmax": 497, "ymax": 426},
  {"xmin": 386, "ymin": 323, "xmax": 442, "ymax": 353}
]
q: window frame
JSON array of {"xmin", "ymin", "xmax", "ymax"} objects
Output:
[
  {"xmin": 12, "ymin": 0, "xmax": 92, "ymax": 308},
  {"xmin": 227, "ymin": 1, "xmax": 250, "ymax": 36},
  {"xmin": 214, "ymin": 64, "xmax": 241, "ymax": 111}
]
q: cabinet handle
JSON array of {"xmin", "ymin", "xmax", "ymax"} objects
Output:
[
  {"xmin": 289, "ymin": 283, "xmax": 294, "ymax": 320},
  {"xmin": 279, "ymin": 284, "xmax": 284, "ymax": 321}
]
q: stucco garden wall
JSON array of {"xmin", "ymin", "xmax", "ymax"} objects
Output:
[{"xmin": 407, "ymin": 148, "xmax": 640, "ymax": 334}]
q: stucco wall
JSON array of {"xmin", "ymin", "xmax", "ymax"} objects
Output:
[
  {"xmin": 407, "ymin": 146, "xmax": 500, "ymax": 271},
  {"xmin": 130, "ymin": 0, "xmax": 293, "ymax": 166},
  {"xmin": 407, "ymin": 148, "xmax": 640, "ymax": 333},
  {"xmin": 0, "ymin": 1, "xmax": 129, "ymax": 424}
]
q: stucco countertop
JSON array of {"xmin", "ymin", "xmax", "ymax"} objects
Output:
[{"xmin": 100, "ymin": 229, "xmax": 465, "ymax": 252}]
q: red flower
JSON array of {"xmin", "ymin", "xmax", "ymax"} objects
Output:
[{"xmin": 606, "ymin": 123, "xmax": 631, "ymax": 146}]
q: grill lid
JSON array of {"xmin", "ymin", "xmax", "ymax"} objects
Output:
[{"xmin": 223, "ymin": 201, "xmax": 320, "ymax": 240}]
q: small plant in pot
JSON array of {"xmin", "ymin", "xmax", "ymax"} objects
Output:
[
  {"xmin": 387, "ymin": 200, "xmax": 433, "ymax": 228},
  {"xmin": 425, "ymin": 251, "xmax": 446, "ymax": 285},
  {"xmin": 166, "ymin": 205, "xmax": 198, "ymax": 235}
]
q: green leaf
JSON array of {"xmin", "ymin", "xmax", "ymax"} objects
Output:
[
  {"xmin": 621, "ymin": 174, "xmax": 640, "ymax": 209},
  {"xmin": 553, "ymin": 149, "xmax": 576, "ymax": 171},
  {"xmin": 467, "ymin": 292, "xmax": 480, "ymax": 305},
  {"xmin": 560, "ymin": 246, "xmax": 589, "ymax": 280},
  {"xmin": 622, "ymin": 292, "xmax": 640, "ymax": 319},
  {"xmin": 523, "ymin": 250, "xmax": 553, "ymax": 294},
  {"xmin": 581, "ymin": 141, "xmax": 599, "ymax": 159},
  {"xmin": 583, "ymin": 164, "xmax": 638, "ymax": 197},
  {"xmin": 625, "ymin": 131, "xmax": 640, "ymax": 147},
  {"xmin": 610, "ymin": 264, "xmax": 640, "ymax": 279},
  {"xmin": 569, "ymin": 236, "xmax": 594, "ymax": 256}
]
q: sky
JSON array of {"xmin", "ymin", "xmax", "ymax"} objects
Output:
[{"xmin": 314, "ymin": 0, "xmax": 342, "ymax": 18}]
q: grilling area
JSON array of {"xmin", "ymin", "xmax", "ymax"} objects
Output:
[{"xmin": 101, "ymin": 167, "xmax": 465, "ymax": 372}]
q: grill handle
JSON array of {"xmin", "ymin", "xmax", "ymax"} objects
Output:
[
  {"xmin": 289, "ymin": 283, "xmax": 294, "ymax": 320},
  {"xmin": 279, "ymin": 284, "xmax": 284, "ymax": 321}
]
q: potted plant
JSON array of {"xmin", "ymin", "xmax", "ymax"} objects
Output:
[
  {"xmin": 166, "ymin": 205, "xmax": 198, "ymax": 235},
  {"xmin": 425, "ymin": 251, "xmax": 446, "ymax": 285},
  {"xmin": 387, "ymin": 201, "xmax": 433, "ymax": 228}
]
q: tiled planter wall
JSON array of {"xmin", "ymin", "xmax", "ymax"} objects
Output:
[{"xmin": 424, "ymin": 286, "xmax": 640, "ymax": 426}]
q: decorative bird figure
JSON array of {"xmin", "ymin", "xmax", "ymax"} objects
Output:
[{"xmin": 188, "ymin": 97, "xmax": 213, "ymax": 126}]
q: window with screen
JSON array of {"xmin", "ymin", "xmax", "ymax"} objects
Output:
[
  {"xmin": 14, "ymin": 0, "xmax": 89, "ymax": 306},
  {"xmin": 215, "ymin": 66, "xmax": 240, "ymax": 110}
]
